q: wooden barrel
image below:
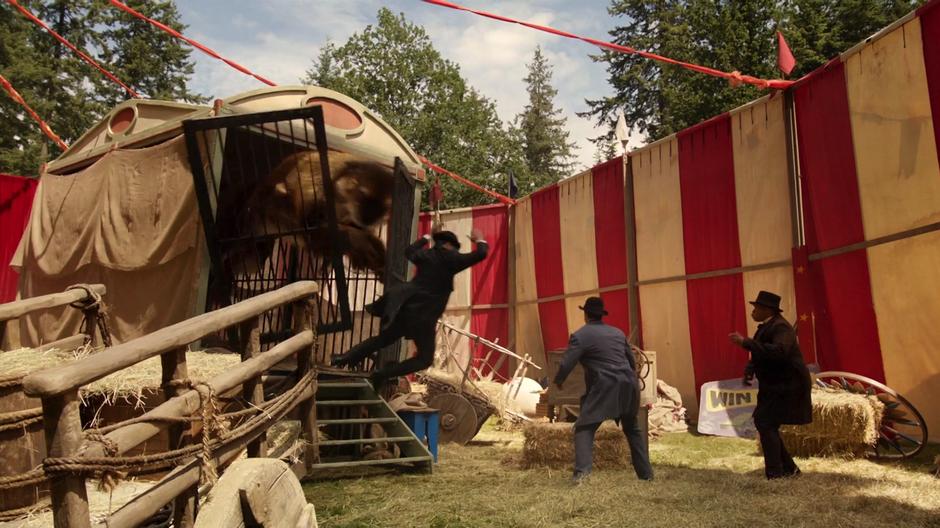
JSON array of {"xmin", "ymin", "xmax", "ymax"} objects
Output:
[{"xmin": 0, "ymin": 374, "xmax": 49, "ymax": 516}]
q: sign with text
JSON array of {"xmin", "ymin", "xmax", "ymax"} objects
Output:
[{"xmin": 696, "ymin": 378, "xmax": 760, "ymax": 439}]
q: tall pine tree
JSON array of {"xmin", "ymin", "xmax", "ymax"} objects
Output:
[
  {"xmin": 583, "ymin": 0, "xmax": 923, "ymax": 143},
  {"xmin": 0, "ymin": 0, "xmax": 204, "ymax": 176},
  {"xmin": 517, "ymin": 46, "xmax": 576, "ymax": 184}
]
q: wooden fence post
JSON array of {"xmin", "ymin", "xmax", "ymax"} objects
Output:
[
  {"xmin": 160, "ymin": 347, "xmax": 195, "ymax": 528},
  {"xmin": 241, "ymin": 317, "xmax": 266, "ymax": 457},
  {"xmin": 293, "ymin": 299, "xmax": 319, "ymax": 472},
  {"xmin": 42, "ymin": 390, "xmax": 90, "ymax": 528}
]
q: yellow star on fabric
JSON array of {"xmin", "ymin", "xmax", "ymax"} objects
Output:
[
  {"xmin": 796, "ymin": 266, "xmax": 805, "ymax": 274},
  {"xmin": 799, "ymin": 314, "xmax": 809, "ymax": 322}
]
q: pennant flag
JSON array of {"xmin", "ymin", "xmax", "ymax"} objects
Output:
[
  {"xmin": 777, "ymin": 30, "xmax": 797, "ymax": 76},
  {"xmin": 615, "ymin": 111, "xmax": 629, "ymax": 152},
  {"xmin": 429, "ymin": 177, "xmax": 443, "ymax": 208},
  {"xmin": 508, "ymin": 169, "xmax": 519, "ymax": 199}
]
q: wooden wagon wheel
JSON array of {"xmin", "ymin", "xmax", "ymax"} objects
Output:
[
  {"xmin": 814, "ymin": 371, "xmax": 928, "ymax": 459},
  {"xmin": 426, "ymin": 392, "xmax": 478, "ymax": 445}
]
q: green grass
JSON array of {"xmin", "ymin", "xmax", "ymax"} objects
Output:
[{"xmin": 304, "ymin": 425, "xmax": 940, "ymax": 528}]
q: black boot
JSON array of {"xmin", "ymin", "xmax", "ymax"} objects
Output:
[{"xmin": 331, "ymin": 353, "xmax": 353, "ymax": 368}]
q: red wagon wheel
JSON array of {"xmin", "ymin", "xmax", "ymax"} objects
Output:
[{"xmin": 814, "ymin": 371, "xmax": 928, "ymax": 459}]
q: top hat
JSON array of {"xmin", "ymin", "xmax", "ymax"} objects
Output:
[
  {"xmin": 579, "ymin": 296, "xmax": 608, "ymax": 317},
  {"xmin": 432, "ymin": 230, "xmax": 461, "ymax": 249},
  {"xmin": 749, "ymin": 290, "xmax": 783, "ymax": 312}
]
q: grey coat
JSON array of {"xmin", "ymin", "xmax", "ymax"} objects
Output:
[{"xmin": 553, "ymin": 321, "xmax": 639, "ymax": 427}]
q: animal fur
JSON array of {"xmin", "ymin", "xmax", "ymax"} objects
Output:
[{"xmin": 232, "ymin": 150, "xmax": 395, "ymax": 276}]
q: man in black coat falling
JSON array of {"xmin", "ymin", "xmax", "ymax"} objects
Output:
[
  {"xmin": 729, "ymin": 290, "xmax": 813, "ymax": 479},
  {"xmin": 331, "ymin": 229, "xmax": 488, "ymax": 386},
  {"xmin": 554, "ymin": 297, "xmax": 654, "ymax": 484}
]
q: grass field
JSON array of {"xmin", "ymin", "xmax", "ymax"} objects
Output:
[{"xmin": 303, "ymin": 423, "xmax": 939, "ymax": 528}]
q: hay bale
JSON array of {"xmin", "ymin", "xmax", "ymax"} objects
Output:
[
  {"xmin": 765, "ymin": 387, "xmax": 884, "ymax": 458},
  {"xmin": 0, "ymin": 346, "xmax": 85, "ymax": 379},
  {"xmin": 521, "ymin": 422, "xmax": 630, "ymax": 470}
]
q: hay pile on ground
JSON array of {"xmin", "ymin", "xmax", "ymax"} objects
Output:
[
  {"xmin": 521, "ymin": 422, "xmax": 630, "ymax": 470},
  {"xmin": 0, "ymin": 345, "xmax": 92, "ymax": 380},
  {"xmin": 772, "ymin": 387, "xmax": 884, "ymax": 457}
]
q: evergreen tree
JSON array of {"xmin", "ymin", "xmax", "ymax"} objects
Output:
[
  {"xmin": 0, "ymin": 0, "xmax": 204, "ymax": 176},
  {"xmin": 583, "ymin": 0, "xmax": 922, "ymax": 143},
  {"xmin": 516, "ymin": 46, "xmax": 576, "ymax": 184},
  {"xmin": 593, "ymin": 137, "xmax": 620, "ymax": 165},
  {"xmin": 305, "ymin": 8, "xmax": 530, "ymax": 209}
]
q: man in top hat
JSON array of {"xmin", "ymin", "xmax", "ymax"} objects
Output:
[
  {"xmin": 553, "ymin": 296, "xmax": 653, "ymax": 484},
  {"xmin": 331, "ymin": 228, "xmax": 488, "ymax": 386},
  {"xmin": 729, "ymin": 290, "xmax": 812, "ymax": 479}
]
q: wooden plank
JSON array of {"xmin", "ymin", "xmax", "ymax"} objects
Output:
[
  {"xmin": 241, "ymin": 317, "xmax": 265, "ymax": 458},
  {"xmin": 193, "ymin": 459, "xmax": 307, "ymax": 528},
  {"xmin": 315, "ymin": 400, "xmax": 384, "ymax": 406},
  {"xmin": 293, "ymin": 299, "xmax": 319, "ymax": 470},
  {"xmin": 317, "ymin": 418, "xmax": 399, "ymax": 425},
  {"xmin": 80, "ymin": 332, "xmax": 313, "ymax": 459},
  {"xmin": 23, "ymin": 281, "xmax": 319, "ymax": 398},
  {"xmin": 318, "ymin": 436, "xmax": 415, "ymax": 446},
  {"xmin": 37, "ymin": 333, "xmax": 88, "ymax": 353},
  {"xmin": 0, "ymin": 284, "xmax": 106, "ymax": 322},
  {"xmin": 43, "ymin": 391, "xmax": 90, "ymax": 528}
]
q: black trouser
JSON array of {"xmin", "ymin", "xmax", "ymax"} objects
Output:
[
  {"xmin": 341, "ymin": 318, "xmax": 436, "ymax": 381},
  {"xmin": 574, "ymin": 415, "xmax": 653, "ymax": 480},
  {"xmin": 755, "ymin": 417, "xmax": 799, "ymax": 479}
]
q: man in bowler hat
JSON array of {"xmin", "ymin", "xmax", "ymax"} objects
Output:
[
  {"xmin": 331, "ymin": 228, "xmax": 488, "ymax": 386},
  {"xmin": 729, "ymin": 290, "xmax": 812, "ymax": 479},
  {"xmin": 554, "ymin": 297, "xmax": 654, "ymax": 484}
]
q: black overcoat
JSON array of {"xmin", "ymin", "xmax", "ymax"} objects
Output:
[
  {"xmin": 553, "ymin": 321, "xmax": 639, "ymax": 427},
  {"xmin": 367, "ymin": 236, "xmax": 488, "ymax": 338},
  {"xmin": 744, "ymin": 315, "xmax": 813, "ymax": 426}
]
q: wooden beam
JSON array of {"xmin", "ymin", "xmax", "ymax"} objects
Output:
[
  {"xmin": 0, "ymin": 284, "xmax": 106, "ymax": 322},
  {"xmin": 23, "ymin": 281, "xmax": 318, "ymax": 398},
  {"xmin": 37, "ymin": 333, "xmax": 88, "ymax": 353},
  {"xmin": 293, "ymin": 300, "xmax": 319, "ymax": 470},
  {"xmin": 160, "ymin": 347, "xmax": 195, "ymax": 528},
  {"xmin": 80, "ymin": 331, "xmax": 314, "ymax": 459},
  {"xmin": 623, "ymin": 155, "xmax": 641, "ymax": 346},
  {"xmin": 437, "ymin": 320, "xmax": 541, "ymax": 370},
  {"xmin": 42, "ymin": 390, "xmax": 90, "ymax": 528},
  {"xmin": 241, "ymin": 317, "xmax": 266, "ymax": 458}
]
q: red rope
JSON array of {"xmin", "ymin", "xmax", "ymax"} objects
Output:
[
  {"xmin": 421, "ymin": 0, "xmax": 794, "ymax": 90},
  {"xmin": 419, "ymin": 156, "xmax": 516, "ymax": 205},
  {"xmin": 7, "ymin": 0, "xmax": 140, "ymax": 98},
  {"xmin": 106, "ymin": 0, "xmax": 276, "ymax": 87},
  {"xmin": 0, "ymin": 73, "xmax": 68, "ymax": 151}
]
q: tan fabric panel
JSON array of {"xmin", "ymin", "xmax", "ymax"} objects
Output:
[
  {"xmin": 846, "ymin": 19, "xmax": 940, "ymax": 239},
  {"xmin": 633, "ymin": 139, "xmax": 686, "ymax": 281},
  {"xmin": 741, "ymin": 267, "xmax": 797, "ymax": 340},
  {"xmin": 732, "ymin": 97, "xmax": 793, "ymax": 265},
  {"xmin": 515, "ymin": 302, "xmax": 545, "ymax": 369},
  {"xmin": 558, "ymin": 173, "xmax": 599, "ymax": 330},
  {"xmin": 868, "ymin": 232, "xmax": 940, "ymax": 442},
  {"xmin": 16, "ymin": 136, "xmax": 199, "ymax": 276},
  {"xmin": 639, "ymin": 281, "xmax": 696, "ymax": 407},
  {"xmin": 17, "ymin": 246, "xmax": 201, "ymax": 346},
  {"xmin": 435, "ymin": 210, "xmax": 474, "ymax": 309},
  {"xmin": 513, "ymin": 199, "xmax": 539, "ymax": 303},
  {"xmin": 438, "ymin": 309, "xmax": 472, "ymax": 374}
]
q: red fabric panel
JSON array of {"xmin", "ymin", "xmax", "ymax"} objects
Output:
[
  {"xmin": 591, "ymin": 158, "xmax": 628, "ymax": 288},
  {"xmin": 470, "ymin": 307, "xmax": 510, "ymax": 379},
  {"xmin": 471, "ymin": 205, "xmax": 508, "ymax": 305},
  {"xmin": 921, "ymin": 0, "xmax": 940, "ymax": 162},
  {"xmin": 790, "ymin": 246, "xmax": 818, "ymax": 365},
  {"xmin": 0, "ymin": 175, "xmax": 37, "ymax": 303},
  {"xmin": 600, "ymin": 290, "xmax": 630, "ymax": 337},
  {"xmin": 677, "ymin": 115, "xmax": 749, "ymax": 390},
  {"xmin": 530, "ymin": 186, "xmax": 569, "ymax": 349},
  {"xmin": 793, "ymin": 61, "xmax": 885, "ymax": 381},
  {"xmin": 418, "ymin": 213, "xmax": 432, "ymax": 237}
]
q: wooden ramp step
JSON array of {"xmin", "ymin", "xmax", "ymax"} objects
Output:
[
  {"xmin": 316, "ymin": 399, "xmax": 385, "ymax": 406},
  {"xmin": 310, "ymin": 456, "xmax": 432, "ymax": 470},
  {"xmin": 318, "ymin": 436, "xmax": 416, "ymax": 447},
  {"xmin": 317, "ymin": 381, "xmax": 371, "ymax": 389},
  {"xmin": 318, "ymin": 417, "xmax": 399, "ymax": 425}
]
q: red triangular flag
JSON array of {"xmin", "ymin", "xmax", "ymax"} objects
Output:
[
  {"xmin": 777, "ymin": 30, "xmax": 796, "ymax": 76},
  {"xmin": 429, "ymin": 178, "xmax": 443, "ymax": 208}
]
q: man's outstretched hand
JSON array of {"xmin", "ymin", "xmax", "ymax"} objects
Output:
[
  {"xmin": 728, "ymin": 332, "xmax": 746, "ymax": 347},
  {"xmin": 470, "ymin": 228, "xmax": 484, "ymax": 243}
]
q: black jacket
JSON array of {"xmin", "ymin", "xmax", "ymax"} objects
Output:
[
  {"xmin": 367, "ymin": 236, "xmax": 488, "ymax": 336},
  {"xmin": 744, "ymin": 315, "xmax": 813, "ymax": 425},
  {"xmin": 553, "ymin": 321, "xmax": 639, "ymax": 427}
]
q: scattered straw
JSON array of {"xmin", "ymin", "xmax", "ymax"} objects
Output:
[
  {"xmin": 0, "ymin": 344, "xmax": 93, "ymax": 380},
  {"xmin": 770, "ymin": 387, "xmax": 884, "ymax": 458},
  {"xmin": 10, "ymin": 479, "xmax": 154, "ymax": 527},
  {"xmin": 521, "ymin": 422, "xmax": 630, "ymax": 470}
]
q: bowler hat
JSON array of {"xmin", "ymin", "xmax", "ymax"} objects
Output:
[
  {"xmin": 749, "ymin": 290, "xmax": 783, "ymax": 312},
  {"xmin": 432, "ymin": 230, "xmax": 461, "ymax": 249},
  {"xmin": 579, "ymin": 296, "xmax": 608, "ymax": 317}
]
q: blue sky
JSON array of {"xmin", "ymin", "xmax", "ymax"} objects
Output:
[{"xmin": 175, "ymin": 0, "xmax": 635, "ymax": 170}]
